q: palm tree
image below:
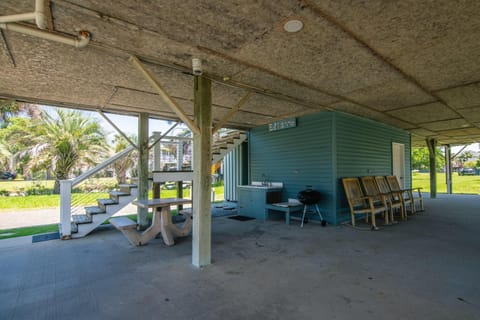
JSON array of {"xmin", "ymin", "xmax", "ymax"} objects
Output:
[
  {"xmin": 0, "ymin": 116, "xmax": 33, "ymax": 174},
  {"xmin": 0, "ymin": 100, "xmax": 41, "ymax": 128},
  {"xmin": 24, "ymin": 109, "xmax": 108, "ymax": 193},
  {"xmin": 112, "ymin": 134, "xmax": 137, "ymax": 184}
]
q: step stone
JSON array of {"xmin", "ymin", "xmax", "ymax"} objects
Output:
[{"xmin": 85, "ymin": 206, "xmax": 105, "ymax": 215}]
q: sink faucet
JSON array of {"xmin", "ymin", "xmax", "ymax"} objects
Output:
[{"xmin": 261, "ymin": 174, "xmax": 267, "ymax": 186}]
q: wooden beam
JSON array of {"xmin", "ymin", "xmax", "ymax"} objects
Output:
[
  {"xmin": 192, "ymin": 75, "xmax": 212, "ymax": 267},
  {"xmin": 98, "ymin": 110, "xmax": 138, "ymax": 149},
  {"xmin": 212, "ymin": 92, "xmax": 254, "ymax": 133},
  {"xmin": 137, "ymin": 112, "xmax": 149, "ymax": 229},
  {"xmin": 129, "ymin": 55, "xmax": 200, "ymax": 135}
]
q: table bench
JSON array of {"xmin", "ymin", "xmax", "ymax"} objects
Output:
[{"xmin": 265, "ymin": 202, "xmax": 304, "ymax": 225}]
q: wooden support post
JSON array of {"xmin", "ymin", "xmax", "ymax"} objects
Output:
[
  {"xmin": 137, "ymin": 113, "xmax": 149, "ymax": 229},
  {"xmin": 445, "ymin": 144, "xmax": 452, "ymax": 194},
  {"xmin": 152, "ymin": 131, "xmax": 161, "ymax": 199},
  {"xmin": 192, "ymin": 75, "xmax": 212, "ymax": 267},
  {"xmin": 426, "ymin": 138, "xmax": 437, "ymax": 199}
]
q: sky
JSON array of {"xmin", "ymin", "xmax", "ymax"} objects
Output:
[{"xmin": 41, "ymin": 105, "xmax": 189, "ymax": 140}]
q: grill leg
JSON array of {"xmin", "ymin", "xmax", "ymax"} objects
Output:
[
  {"xmin": 301, "ymin": 205, "xmax": 308, "ymax": 228},
  {"xmin": 314, "ymin": 204, "xmax": 323, "ymax": 220},
  {"xmin": 315, "ymin": 204, "xmax": 327, "ymax": 227}
]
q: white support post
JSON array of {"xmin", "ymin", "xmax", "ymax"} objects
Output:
[
  {"xmin": 153, "ymin": 131, "xmax": 161, "ymax": 199},
  {"xmin": 192, "ymin": 75, "xmax": 212, "ymax": 267},
  {"xmin": 153, "ymin": 131, "xmax": 161, "ymax": 171},
  {"xmin": 59, "ymin": 179, "xmax": 72, "ymax": 239}
]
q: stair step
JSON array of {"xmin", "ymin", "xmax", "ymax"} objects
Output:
[
  {"xmin": 72, "ymin": 214, "xmax": 92, "ymax": 224},
  {"xmin": 71, "ymin": 222, "xmax": 78, "ymax": 233},
  {"xmin": 109, "ymin": 191, "xmax": 130, "ymax": 201},
  {"xmin": 98, "ymin": 198, "xmax": 118, "ymax": 211},
  {"xmin": 85, "ymin": 206, "xmax": 105, "ymax": 215},
  {"xmin": 119, "ymin": 184, "xmax": 138, "ymax": 193},
  {"xmin": 110, "ymin": 191, "xmax": 130, "ymax": 196},
  {"xmin": 119, "ymin": 184, "xmax": 138, "ymax": 188},
  {"xmin": 98, "ymin": 199, "xmax": 118, "ymax": 206}
]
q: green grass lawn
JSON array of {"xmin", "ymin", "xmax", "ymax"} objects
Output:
[
  {"xmin": 0, "ymin": 186, "xmax": 224, "ymax": 211},
  {"xmin": 412, "ymin": 172, "xmax": 480, "ymax": 194},
  {"xmin": 0, "ymin": 224, "xmax": 59, "ymax": 240}
]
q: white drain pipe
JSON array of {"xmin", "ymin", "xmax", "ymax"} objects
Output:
[
  {"xmin": 0, "ymin": 0, "xmax": 90, "ymax": 48},
  {"xmin": 0, "ymin": 23, "xmax": 90, "ymax": 48},
  {"xmin": 0, "ymin": 0, "xmax": 47, "ymax": 29}
]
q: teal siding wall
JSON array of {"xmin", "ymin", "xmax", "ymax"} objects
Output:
[
  {"xmin": 250, "ymin": 113, "xmax": 336, "ymax": 224},
  {"xmin": 249, "ymin": 111, "xmax": 411, "ymax": 225},
  {"xmin": 224, "ymin": 142, "xmax": 248, "ymax": 201},
  {"xmin": 334, "ymin": 112, "xmax": 411, "ymax": 223}
]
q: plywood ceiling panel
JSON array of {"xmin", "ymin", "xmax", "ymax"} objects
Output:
[
  {"xmin": 386, "ymin": 103, "xmax": 458, "ymax": 124},
  {"xmin": 0, "ymin": 0, "xmax": 479, "ymax": 145}
]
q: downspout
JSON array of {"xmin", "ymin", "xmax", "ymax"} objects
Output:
[{"xmin": 0, "ymin": 0, "xmax": 90, "ymax": 48}]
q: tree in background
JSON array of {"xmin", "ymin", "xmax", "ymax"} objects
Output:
[
  {"xmin": 0, "ymin": 117, "xmax": 33, "ymax": 174},
  {"xmin": 0, "ymin": 100, "xmax": 41, "ymax": 128},
  {"xmin": 0, "ymin": 102, "xmax": 42, "ymax": 173},
  {"xmin": 19, "ymin": 109, "xmax": 108, "ymax": 193},
  {"xmin": 411, "ymin": 147, "xmax": 444, "ymax": 171},
  {"xmin": 456, "ymin": 151, "xmax": 473, "ymax": 165},
  {"xmin": 111, "ymin": 134, "xmax": 137, "ymax": 184}
]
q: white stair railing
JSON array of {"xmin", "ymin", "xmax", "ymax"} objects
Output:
[{"xmin": 59, "ymin": 145, "xmax": 136, "ymax": 239}]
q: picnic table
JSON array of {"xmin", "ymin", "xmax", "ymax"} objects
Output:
[{"xmin": 110, "ymin": 198, "xmax": 192, "ymax": 246}]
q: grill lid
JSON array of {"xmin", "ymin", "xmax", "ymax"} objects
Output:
[{"xmin": 297, "ymin": 185, "xmax": 321, "ymax": 205}]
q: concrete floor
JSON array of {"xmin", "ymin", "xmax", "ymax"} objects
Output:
[{"xmin": 0, "ymin": 195, "xmax": 479, "ymax": 320}]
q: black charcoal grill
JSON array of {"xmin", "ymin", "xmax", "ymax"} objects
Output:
[{"xmin": 297, "ymin": 186, "xmax": 326, "ymax": 227}]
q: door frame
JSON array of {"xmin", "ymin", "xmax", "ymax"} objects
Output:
[{"xmin": 392, "ymin": 142, "xmax": 406, "ymax": 188}]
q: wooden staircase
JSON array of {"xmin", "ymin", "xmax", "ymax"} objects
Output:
[
  {"xmin": 63, "ymin": 130, "xmax": 247, "ymax": 239},
  {"xmin": 212, "ymin": 131, "xmax": 247, "ymax": 164},
  {"xmin": 70, "ymin": 184, "xmax": 138, "ymax": 238}
]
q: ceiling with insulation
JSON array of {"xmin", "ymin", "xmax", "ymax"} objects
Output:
[{"xmin": 1, "ymin": 0, "xmax": 480, "ymax": 146}]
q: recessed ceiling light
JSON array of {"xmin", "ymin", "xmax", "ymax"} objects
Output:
[{"xmin": 283, "ymin": 19, "xmax": 303, "ymax": 33}]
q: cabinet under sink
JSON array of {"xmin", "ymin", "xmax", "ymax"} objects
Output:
[{"xmin": 237, "ymin": 185, "xmax": 283, "ymax": 220}]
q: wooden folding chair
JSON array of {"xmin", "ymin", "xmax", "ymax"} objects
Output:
[
  {"xmin": 386, "ymin": 176, "xmax": 424, "ymax": 214},
  {"xmin": 342, "ymin": 177, "xmax": 388, "ymax": 230},
  {"xmin": 374, "ymin": 176, "xmax": 405, "ymax": 221}
]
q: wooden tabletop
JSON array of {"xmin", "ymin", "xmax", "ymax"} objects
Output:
[{"xmin": 132, "ymin": 198, "xmax": 192, "ymax": 209}]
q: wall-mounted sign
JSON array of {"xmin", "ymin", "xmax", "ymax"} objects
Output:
[{"xmin": 268, "ymin": 118, "xmax": 297, "ymax": 132}]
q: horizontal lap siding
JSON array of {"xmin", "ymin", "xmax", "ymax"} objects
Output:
[
  {"xmin": 334, "ymin": 113, "xmax": 411, "ymax": 223},
  {"xmin": 250, "ymin": 113, "xmax": 336, "ymax": 224}
]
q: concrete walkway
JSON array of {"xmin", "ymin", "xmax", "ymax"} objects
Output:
[
  {"xmin": 0, "ymin": 202, "xmax": 235, "ymax": 230},
  {"xmin": 0, "ymin": 194, "xmax": 479, "ymax": 319},
  {"xmin": 0, "ymin": 204, "xmax": 138, "ymax": 229}
]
